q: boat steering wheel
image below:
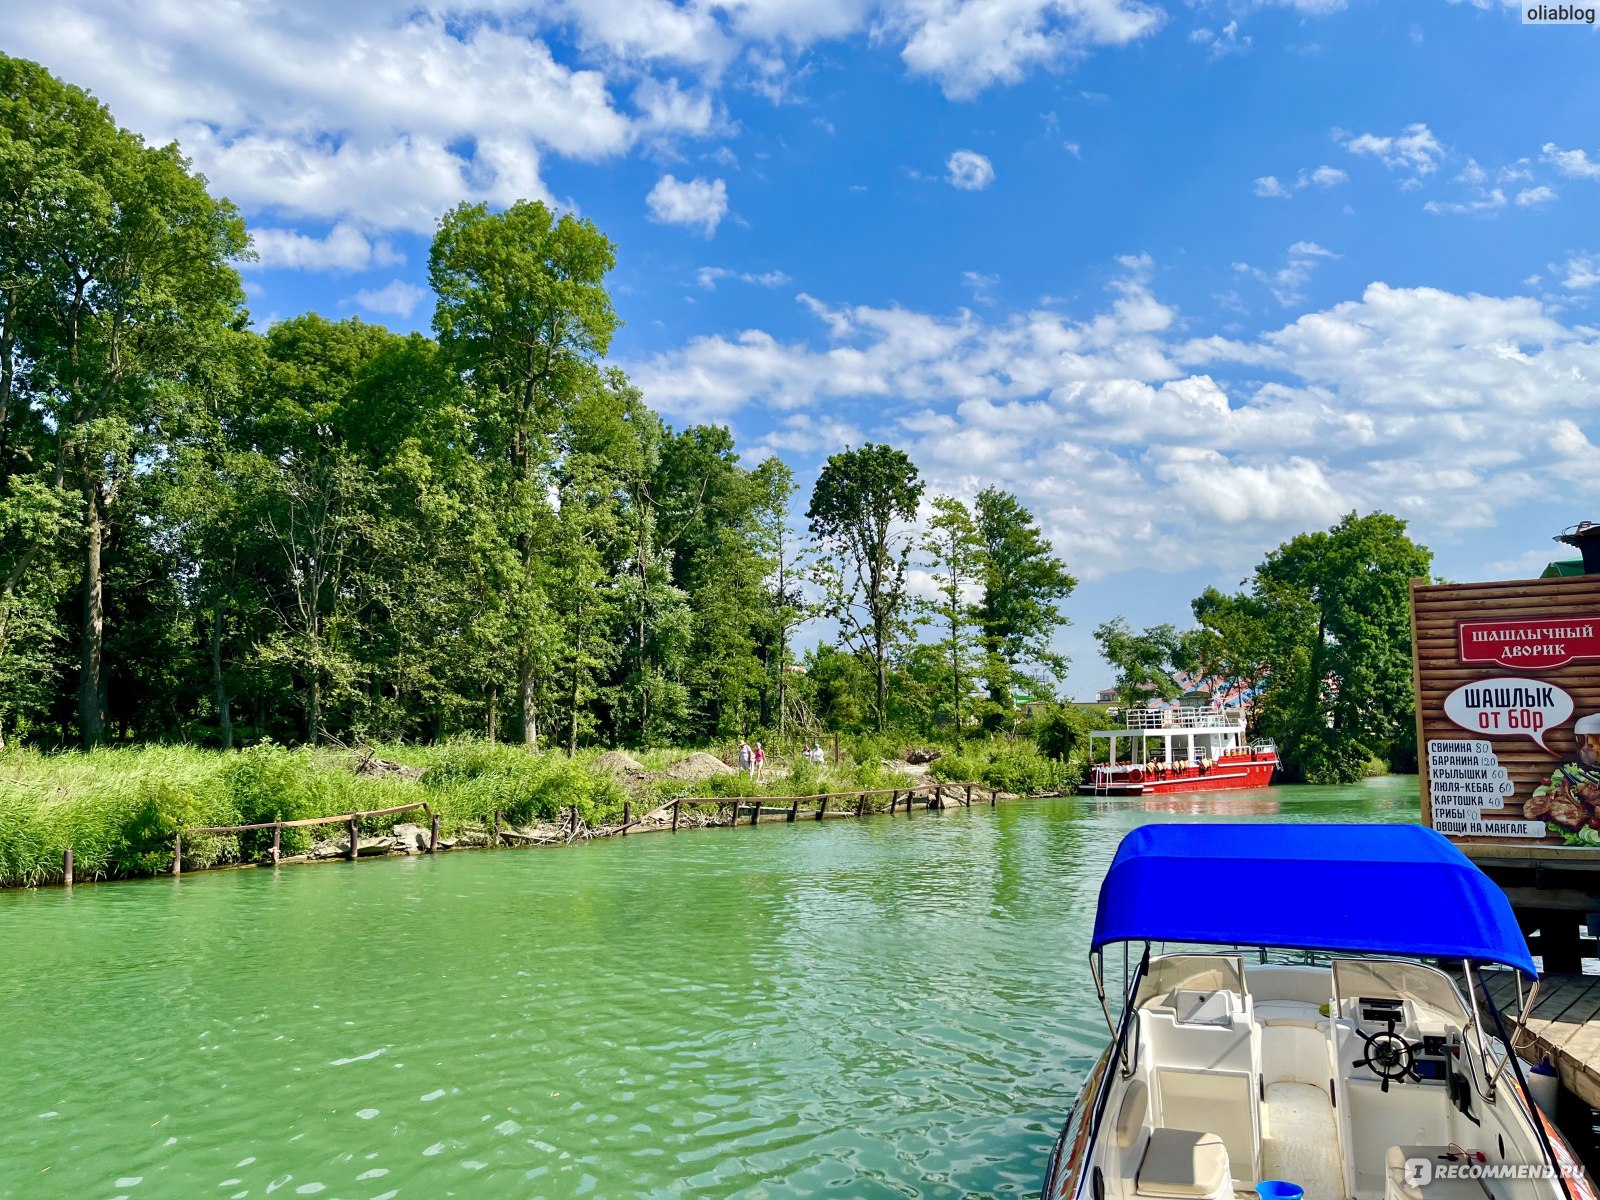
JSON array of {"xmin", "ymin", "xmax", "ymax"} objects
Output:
[{"xmin": 1352, "ymin": 1023, "xmax": 1423, "ymax": 1093}]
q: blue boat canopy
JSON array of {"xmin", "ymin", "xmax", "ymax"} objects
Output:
[{"xmin": 1091, "ymin": 824, "xmax": 1537, "ymax": 976}]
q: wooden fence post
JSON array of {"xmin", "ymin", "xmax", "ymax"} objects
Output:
[
  {"xmin": 271, "ymin": 823, "xmax": 281, "ymax": 866},
  {"xmin": 750, "ymin": 801, "xmax": 760, "ymax": 826},
  {"xmin": 173, "ymin": 832, "xmax": 182, "ymax": 876},
  {"xmin": 622, "ymin": 801, "xmax": 630, "ymax": 836},
  {"xmin": 348, "ymin": 816, "xmax": 360, "ymax": 861},
  {"xmin": 965, "ymin": 783, "xmax": 973, "ymax": 807},
  {"xmin": 889, "ymin": 791, "xmax": 897, "ymax": 814},
  {"xmin": 491, "ymin": 811, "xmax": 500, "ymax": 847},
  {"xmin": 817, "ymin": 797, "xmax": 828, "ymax": 821},
  {"xmin": 63, "ymin": 847, "xmax": 73, "ymax": 887},
  {"xmin": 430, "ymin": 813, "xmax": 440, "ymax": 853},
  {"xmin": 788, "ymin": 799, "xmax": 799, "ymax": 822},
  {"xmin": 672, "ymin": 799, "xmax": 682, "ymax": 833},
  {"xmin": 990, "ymin": 788, "xmax": 998, "ymax": 807},
  {"xmin": 833, "ymin": 733, "xmax": 840, "ymax": 764},
  {"xmin": 856, "ymin": 795, "xmax": 866, "ymax": 818}
]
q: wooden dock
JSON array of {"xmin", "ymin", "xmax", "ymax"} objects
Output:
[{"xmin": 1486, "ymin": 971, "xmax": 1600, "ymax": 1109}]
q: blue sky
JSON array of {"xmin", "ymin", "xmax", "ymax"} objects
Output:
[{"xmin": 8, "ymin": 0, "xmax": 1600, "ymax": 697}]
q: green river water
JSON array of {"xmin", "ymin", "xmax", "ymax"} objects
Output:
[{"xmin": 1, "ymin": 778, "xmax": 1419, "ymax": 1200}]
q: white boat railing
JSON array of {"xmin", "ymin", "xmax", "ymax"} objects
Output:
[{"xmin": 1112, "ymin": 707, "xmax": 1244, "ymax": 730}]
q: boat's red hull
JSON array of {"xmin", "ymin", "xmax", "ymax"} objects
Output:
[{"xmin": 1085, "ymin": 753, "xmax": 1277, "ymax": 795}]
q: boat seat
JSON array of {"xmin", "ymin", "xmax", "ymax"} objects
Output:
[
  {"xmin": 1137, "ymin": 1128, "xmax": 1232, "ymax": 1198},
  {"xmin": 1384, "ymin": 1145, "xmax": 1487, "ymax": 1200}
]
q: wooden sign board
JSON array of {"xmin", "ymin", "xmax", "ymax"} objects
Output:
[{"xmin": 1413, "ymin": 575, "xmax": 1600, "ymax": 851}]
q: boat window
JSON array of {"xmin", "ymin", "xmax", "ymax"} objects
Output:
[{"xmin": 1330, "ymin": 958, "xmax": 1468, "ymax": 1021}]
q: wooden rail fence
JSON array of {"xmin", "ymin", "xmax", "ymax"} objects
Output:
[
  {"xmin": 174, "ymin": 801, "xmax": 437, "ymax": 874},
  {"xmin": 87, "ymin": 779, "xmax": 1004, "ymax": 884},
  {"xmin": 616, "ymin": 779, "xmax": 999, "ymax": 836}
]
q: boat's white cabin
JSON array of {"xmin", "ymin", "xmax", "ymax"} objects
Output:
[
  {"xmin": 1091, "ymin": 708, "xmax": 1257, "ymax": 767},
  {"xmin": 1089, "ymin": 955, "xmax": 1558, "ymax": 1200}
]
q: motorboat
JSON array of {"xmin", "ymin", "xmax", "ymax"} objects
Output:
[
  {"xmin": 1041, "ymin": 824, "xmax": 1595, "ymax": 1200},
  {"xmin": 1084, "ymin": 708, "xmax": 1277, "ymax": 796}
]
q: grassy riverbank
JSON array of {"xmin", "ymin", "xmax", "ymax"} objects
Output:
[{"xmin": 0, "ymin": 738, "xmax": 1078, "ymax": 888}]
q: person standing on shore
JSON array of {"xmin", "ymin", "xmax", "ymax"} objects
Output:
[
  {"xmin": 739, "ymin": 739, "xmax": 753, "ymax": 776},
  {"xmin": 754, "ymin": 741, "xmax": 765, "ymax": 782}
]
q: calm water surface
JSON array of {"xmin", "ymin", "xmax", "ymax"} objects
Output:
[{"xmin": 1, "ymin": 778, "xmax": 1418, "ymax": 1200}]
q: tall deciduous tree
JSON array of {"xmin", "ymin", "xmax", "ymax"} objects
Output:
[
  {"xmin": 1093, "ymin": 618, "xmax": 1185, "ymax": 708},
  {"xmin": 974, "ymin": 488, "xmax": 1076, "ymax": 713},
  {"xmin": 1248, "ymin": 512, "xmax": 1431, "ymax": 782},
  {"xmin": 920, "ymin": 495, "xmax": 984, "ymax": 741},
  {"xmin": 807, "ymin": 444, "xmax": 923, "ymax": 731},
  {"xmin": 13, "ymin": 65, "xmax": 248, "ymax": 746},
  {"xmin": 430, "ymin": 200, "xmax": 617, "ymax": 745}
]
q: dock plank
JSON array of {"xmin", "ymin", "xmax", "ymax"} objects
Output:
[{"xmin": 1499, "ymin": 972, "xmax": 1600, "ymax": 1110}]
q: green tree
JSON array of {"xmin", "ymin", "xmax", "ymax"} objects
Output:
[
  {"xmin": 806, "ymin": 444, "xmax": 924, "ymax": 731},
  {"xmin": 430, "ymin": 199, "xmax": 618, "ymax": 744},
  {"xmin": 920, "ymin": 495, "xmax": 984, "ymax": 741},
  {"xmin": 1093, "ymin": 618, "xmax": 1184, "ymax": 708},
  {"xmin": 5, "ymin": 57, "xmax": 248, "ymax": 745},
  {"xmin": 974, "ymin": 488, "xmax": 1076, "ymax": 716},
  {"xmin": 1248, "ymin": 512, "xmax": 1432, "ymax": 782}
]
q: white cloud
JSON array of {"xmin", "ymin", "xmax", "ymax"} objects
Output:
[
  {"xmin": 1542, "ymin": 142, "xmax": 1600, "ymax": 180},
  {"xmin": 351, "ymin": 280, "xmax": 429, "ymax": 319},
  {"xmin": 962, "ymin": 270, "xmax": 1001, "ymax": 304},
  {"xmin": 631, "ymin": 261, "xmax": 1600, "ymax": 580},
  {"xmin": 1190, "ymin": 20, "xmax": 1251, "ymax": 58},
  {"xmin": 1559, "ymin": 254, "xmax": 1600, "ymax": 290},
  {"xmin": 1254, "ymin": 164, "xmax": 1348, "ymax": 199},
  {"xmin": 695, "ymin": 266, "xmax": 792, "ymax": 289},
  {"xmin": 1517, "ymin": 185, "xmax": 1557, "ymax": 207},
  {"xmin": 1339, "ymin": 122, "xmax": 1445, "ymax": 179},
  {"xmin": 894, "ymin": 0, "xmax": 1164, "ymax": 98},
  {"xmin": 248, "ymin": 222, "xmax": 404, "ymax": 273},
  {"xmin": 1423, "ymin": 189, "xmax": 1506, "ymax": 216},
  {"xmin": 946, "ymin": 149, "xmax": 996, "ymax": 190},
  {"xmin": 647, "ymin": 174, "xmax": 730, "ymax": 235},
  {"xmin": 1233, "ymin": 241, "xmax": 1337, "ymax": 307}
]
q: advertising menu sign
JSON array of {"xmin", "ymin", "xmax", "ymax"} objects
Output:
[{"xmin": 1413, "ymin": 576, "xmax": 1600, "ymax": 850}]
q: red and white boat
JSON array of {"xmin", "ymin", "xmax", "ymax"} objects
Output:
[{"xmin": 1085, "ymin": 706, "xmax": 1277, "ymax": 795}]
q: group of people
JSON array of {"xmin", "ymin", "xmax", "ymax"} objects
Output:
[
  {"xmin": 737, "ymin": 740, "xmax": 829, "ymax": 778},
  {"xmin": 737, "ymin": 739, "xmax": 766, "ymax": 780}
]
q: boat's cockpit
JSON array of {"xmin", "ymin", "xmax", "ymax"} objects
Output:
[{"xmin": 1089, "ymin": 954, "xmax": 1559, "ymax": 1200}]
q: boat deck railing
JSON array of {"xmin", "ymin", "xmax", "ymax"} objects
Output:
[{"xmin": 1110, "ymin": 707, "xmax": 1245, "ymax": 731}]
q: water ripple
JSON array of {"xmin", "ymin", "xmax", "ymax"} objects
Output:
[{"xmin": 0, "ymin": 780, "xmax": 1416, "ymax": 1198}]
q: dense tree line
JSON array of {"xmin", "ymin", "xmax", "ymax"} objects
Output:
[
  {"xmin": 1094, "ymin": 512, "xmax": 1433, "ymax": 784},
  {"xmin": 0, "ymin": 56, "xmax": 1079, "ymax": 752}
]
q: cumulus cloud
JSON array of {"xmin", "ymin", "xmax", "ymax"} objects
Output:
[
  {"xmin": 1517, "ymin": 185, "xmax": 1557, "ymax": 207},
  {"xmin": 1338, "ymin": 122, "xmax": 1445, "ymax": 182},
  {"xmin": 628, "ymin": 259, "xmax": 1600, "ymax": 580},
  {"xmin": 647, "ymin": 174, "xmax": 730, "ymax": 235},
  {"xmin": 1253, "ymin": 164, "xmax": 1347, "ymax": 199},
  {"xmin": 350, "ymin": 280, "xmax": 429, "ymax": 319},
  {"xmin": 894, "ymin": 0, "xmax": 1163, "ymax": 97},
  {"xmin": 1542, "ymin": 142, "xmax": 1600, "ymax": 180},
  {"xmin": 695, "ymin": 266, "xmax": 791, "ymax": 289},
  {"xmin": 248, "ymin": 222, "xmax": 404, "ymax": 273},
  {"xmin": 946, "ymin": 149, "xmax": 996, "ymax": 190}
]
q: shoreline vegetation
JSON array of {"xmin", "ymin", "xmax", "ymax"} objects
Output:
[{"xmin": 0, "ymin": 736, "xmax": 1077, "ymax": 889}]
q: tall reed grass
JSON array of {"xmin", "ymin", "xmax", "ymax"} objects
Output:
[{"xmin": 0, "ymin": 740, "xmax": 630, "ymax": 888}]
